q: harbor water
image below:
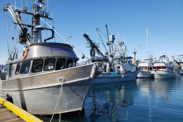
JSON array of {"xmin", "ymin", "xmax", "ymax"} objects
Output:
[{"xmin": 38, "ymin": 76, "xmax": 183, "ymax": 122}]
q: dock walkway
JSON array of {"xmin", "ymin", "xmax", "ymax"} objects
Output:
[
  {"xmin": 0, "ymin": 96, "xmax": 43, "ymax": 122},
  {"xmin": 0, "ymin": 103, "xmax": 25, "ymax": 122}
]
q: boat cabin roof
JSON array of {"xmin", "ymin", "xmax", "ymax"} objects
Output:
[{"xmin": 9, "ymin": 42, "xmax": 79, "ymax": 64}]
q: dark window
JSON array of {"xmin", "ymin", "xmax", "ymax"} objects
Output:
[
  {"xmin": 15, "ymin": 63, "xmax": 21, "ymax": 75},
  {"xmin": 73, "ymin": 60, "xmax": 76, "ymax": 67},
  {"xmin": 32, "ymin": 59, "xmax": 43, "ymax": 73},
  {"xmin": 44, "ymin": 58, "xmax": 55, "ymax": 71},
  {"xmin": 56, "ymin": 58, "xmax": 66, "ymax": 70},
  {"xmin": 150, "ymin": 67, "xmax": 152, "ymax": 70},
  {"xmin": 66, "ymin": 59, "xmax": 73, "ymax": 68},
  {"xmin": 20, "ymin": 61, "xmax": 31, "ymax": 74},
  {"xmin": 157, "ymin": 67, "xmax": 160, "ymax": 70}
]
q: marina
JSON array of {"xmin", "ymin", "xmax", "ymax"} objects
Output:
[{"xmin": 0, "ymin": 0, "xmax": 183, "ymax": 122}]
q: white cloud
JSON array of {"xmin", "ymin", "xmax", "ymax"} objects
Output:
[{"xmin": 0, "ymin": 58, "xmax": 7, "ymax": 64}]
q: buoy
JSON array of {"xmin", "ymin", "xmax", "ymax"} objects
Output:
[{"xmin": 4, "ymin": 94, "xmax": 13, "ymax": 103}]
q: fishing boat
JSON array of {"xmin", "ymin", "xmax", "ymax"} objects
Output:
[
  {"xmin": 83, "ymin": 27, "xmax": 138, "ymax": 84},
  {"xmin": 151, "ymin": 55, "xmax": 180, "ymax": 79},
  {"xmin": 0, "ymin": 65, "xmax": 6, "ymax": 80},
  {"xmin": 137, "ymin": 59, "xmax": 153, "ymax": 78},
  {"xmin": 1, "ymin": 0, "xmax": 101, "ymax": 115},
  {"xmin": 137, "ymin": 27, "xmax": 155, "ymax": 78},
  {"xmin": 177, "ymin": 54, "xmax": 183, "ymax": 75}
]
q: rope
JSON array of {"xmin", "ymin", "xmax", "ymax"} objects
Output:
[
  {"xmin": 4, "ymin": 12, "xmax": 9, "ymax": 54},
  {"xmin": 50, "ymin": 83, "xmax": 63, "ymax": 122}
]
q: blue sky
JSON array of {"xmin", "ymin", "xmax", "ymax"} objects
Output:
[{"xmin": 0, "ymin": 0, "xmax": 183, "ymax": 64}]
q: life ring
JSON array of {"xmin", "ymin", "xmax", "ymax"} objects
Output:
[
  {"xmin": 124, "ymin": 69, "xmax": 127, "ymax": 73},
  {"xmin": 21, "ymin": 48, "xmax": 28, "ymax": 60},
  {"xmin": 15, "ymin": 71, "xmax": 19, "ymax": 75}
]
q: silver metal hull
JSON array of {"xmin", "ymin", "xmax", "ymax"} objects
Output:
[
  {"xmin": 137, "ymin": 70, "xmax": 153, "ymax": 78},
  {"xmin": 1, "ymin": 64, "xmax": 96, "ymax": 115},
  {"xmin": 92, "ymin": 72, "xmax": 137, "ymax": 84}
]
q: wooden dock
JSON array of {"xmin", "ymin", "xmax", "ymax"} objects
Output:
[
  {"xmin": 0, "ymin": 103, "xmax": 25, "ymax": 122},
  {"xmin": 0, "ymin": 96, "xmax": 43, "ymax": 122}
]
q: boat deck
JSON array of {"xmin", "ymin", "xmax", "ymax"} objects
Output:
[{"xmin": 0, "ymin": 104, "xmax": 25, "ymax": 122}]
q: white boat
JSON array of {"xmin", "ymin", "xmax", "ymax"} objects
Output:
[
  {"xmin": 137, "ymin": 26, "xmax": 155, "ymax": 78},
  {"xmin": 151, "ymin": 55, "xmax": 180, "ymax": 79},
  {"xmin": 137, "ymin": 59, "xmax": 153, "ymax": 78}
]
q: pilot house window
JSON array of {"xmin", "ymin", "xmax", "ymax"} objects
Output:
[
  {"xmin": 20, "ymin": 61, "xmax": 31, "ymax": 74},
  {"xmin": 73, "ymin": 60, "xmax": 76, "ymax": 67},
  {"xmin": 66, "ymin": 59, "xmax": 73, "ymax": 68},
  {"xmin": 56, "ymin": 58, "xmax": 66, "ymax": 70},
  {"xmin": 44, "ymin": 58, "xmax": 55, "ymax": 71},
  {"xmin": 32, "ymin": 59, "xmax": 43, "ymax": 73},
  {"xmin": 15, "ymin": 63, "xmax": 21, "ymax": 75}
]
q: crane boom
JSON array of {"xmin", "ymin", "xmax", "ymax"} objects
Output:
[{"xmin": 83, "ymin": 34, "xmax": 105, "ymax": 57}]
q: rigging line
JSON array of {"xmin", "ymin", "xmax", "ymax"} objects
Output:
[
  {"xmin": 51, "ymin": 11, "xmax": 56, "ymax": 42},
  {"xmin": 6, "ymin": 12, "xmax": 20, "ymax": 48},
  {"xmin": 98, "ymin": 29, "xmax": 108, "ymax": 41},
  {"xmin": 40, "ymin": 18, "xmax": 89, "ymax": 59},
  {"xmin": 26, "ymin": 4, "xmax": 32, "ymax": 24},
  {"xmin": 10, "ymin": 24, "xmax": 15, "ymax": 53},
  {"xmin": 4, "ymin": 12, "xmax": 9, "ymax": 54},
  {"xmin": 148, "ymin": 31, "xmax": 157, "ymax": 58}
]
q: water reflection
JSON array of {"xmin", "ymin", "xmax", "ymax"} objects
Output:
[
  {"xmin": 38, "ymin": 77, "xmax": 183, "ymax": 122},
  {"xmin": 85, "ymin": 81, "xmax": 138, "ymax": 122}
]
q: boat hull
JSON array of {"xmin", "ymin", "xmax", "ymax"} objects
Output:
[
  {"xmin": 92, "ymin": 72, "xmax": 137, "ymax": 84},
  {"xmin": 137, "ymin": 70, "xmax": 153, "ymax": 78},
  {"xmin": 1, "ymin": 64, "xmax": 96, "ymax": 115},
  {"xmin": 151, "ymin": 71, "xmax": 176, "ymax": 79}
]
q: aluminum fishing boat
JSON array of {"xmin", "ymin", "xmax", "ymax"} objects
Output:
[{"xmin": 1, "ymin": 1, "xmax": 101, "ymax": 115}]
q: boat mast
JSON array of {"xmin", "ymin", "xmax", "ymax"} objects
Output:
[
  {"xmin": 146, "ymin": 26, "xmax": 149, "ymax": 59},
  {"xmin": 31, "ymin": 0, "xmax": 45, "ymax": 43}
]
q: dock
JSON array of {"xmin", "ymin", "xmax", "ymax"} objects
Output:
[
  {"xmin": 0, "ymin": 103, "xmax": 25, "ymax": 122},
  {"xmin": 0, "ymin": 96, "xmax": 43, "ymax": 122}
]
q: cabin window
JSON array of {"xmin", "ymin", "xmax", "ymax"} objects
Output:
[
  {"xmin": 44, "ymin": 58, "xmax": 55, "ymax": 71},
  {"xmin": 153, "ymin": 67, "xmax": 156, "ymax": 70},
  {"xmin": 156, "ymin": 67, "xmax": 160, "ymax": 70},
  {"xmin": 149, "ymin": 67, "xmax": 152, "ymax": 70},
  {"xmin": 160, "ymin": 67, "xmax": 166, "ymax": 69},
  {"xmin": 20, "ymin": 61, "xmax": 31, "ymax": 74},
  {"xmin": 15, "ymin": 63, "xmax": 21, "ymax": 75},
  {"xmin": 32, "ymin": 59, "xmax": 43, "ymax": 73},
  {"xmin": 56, "ymin": 58, "xmax": 66, "ymax": 70},
  {"xmin": 73, "ymin": 60, "xmax": 76, "ymax": 67},
  {"xmin": 66, "ymin": 59, "xmax": 73, "ymax": 68}
]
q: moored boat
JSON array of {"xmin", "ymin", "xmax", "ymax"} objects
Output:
[
  {"xmin": 151, "ymin": 55, "xmax": 180, "ymax": 79},
  {"xmin": 1, "ymin": 1, "xmax": 101, "ymax": 115}
]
